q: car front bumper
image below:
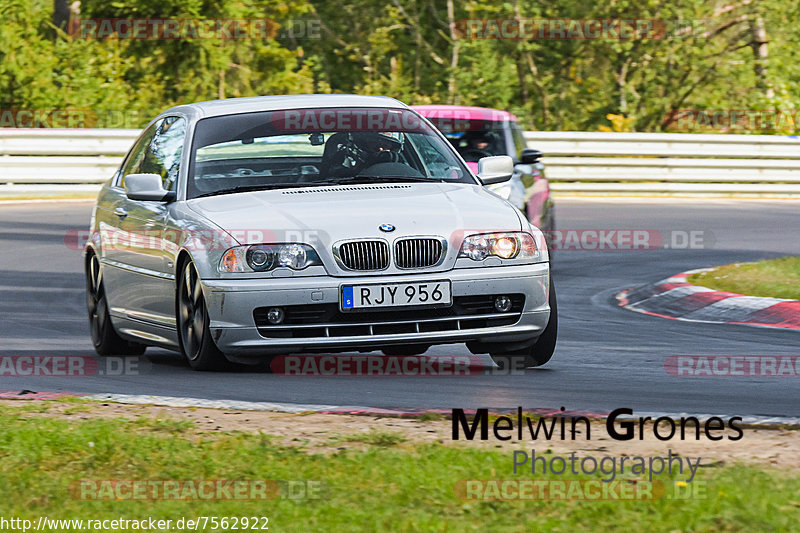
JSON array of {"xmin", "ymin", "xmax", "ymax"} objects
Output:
[{"xmin": 202, "ymin": 263, "xmax": 550, "ymax": 356}]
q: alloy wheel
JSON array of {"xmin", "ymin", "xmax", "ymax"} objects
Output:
[
  {"xmin": 87, "ymin": 254, "xmax": 107, "ymax": 344},
  {"xmin": 179, "ymin": 262, "xmax": 206, "ymax": 360}
]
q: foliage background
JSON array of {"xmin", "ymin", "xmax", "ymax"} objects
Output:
[{"xmin": 1, "ymin": 0, "xmax": 798, "ymax": 132}]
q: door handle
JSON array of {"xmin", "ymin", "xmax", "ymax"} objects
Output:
[{"xmin": 113, "ymin": 207, "xmax": 128, "ymax": 218}]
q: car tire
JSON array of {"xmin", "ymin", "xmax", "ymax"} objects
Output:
[
  {"xmin": 490, "ymin": 277, "xmax": 557, "ymax": 369},
  {"xmin": 381, "ymin": 344, "xmax": 430, "ymax": 357},
  {"xmin": 177, "ymin": 260, "xmax": 228, "ymax": 371},
  {"xmin": 86, "ymin": 253, "xmax": 146, "ymax": 356}
]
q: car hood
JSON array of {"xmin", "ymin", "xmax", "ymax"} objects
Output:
[{"xmin": 187, "ymin": 182, "xmax": 523, "ymax": 247}]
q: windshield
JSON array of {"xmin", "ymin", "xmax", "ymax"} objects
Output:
[{"xmin": 188, "ymin": 107, "xmax": 473, "ymax": 198}]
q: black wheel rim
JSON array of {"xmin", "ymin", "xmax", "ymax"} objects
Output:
[
  {"xmin": 87, "ymin": 255, "xmax": 106, "ymax": 345},
  {"xmin": 179, "ymin": 262, "xmax": 205, "ymax": 360}
]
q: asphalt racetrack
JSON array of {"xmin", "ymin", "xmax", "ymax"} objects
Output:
[{"xmin": 1, "ymin": 198, "xmax": 798, "ymax": 417}]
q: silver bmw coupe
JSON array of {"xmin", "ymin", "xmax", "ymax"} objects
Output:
[{"xmin": 84, "ymin": 95, "xmax": 556, "ymax": 370}]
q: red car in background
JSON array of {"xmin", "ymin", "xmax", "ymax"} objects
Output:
[{"xmin": 412, "ymin": 105, "xmax": 555, "ymax": 239}]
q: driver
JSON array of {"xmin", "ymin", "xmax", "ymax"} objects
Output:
[
  {"xmin": 459, "ymin": 131, "xmax": 496, "ymax": 162},
  {"xmin": 320, "ymin": 131, "xmax": 404, "ymax": 178},
  {"xmin": 468, "ymin": 134, "xmax": 490, "ymax": 151},
  {"xmin": 359, "ymin": 132, "xmax": 403, "ymax": 164}
]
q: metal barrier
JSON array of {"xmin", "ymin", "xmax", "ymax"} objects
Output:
[
  {"xmin": 524, "ymin": 131, "xmax": 800, "ymax": 194},
  {"xmin": 2, "ymin": 129, "xmax": 800, "ymax": 195}
]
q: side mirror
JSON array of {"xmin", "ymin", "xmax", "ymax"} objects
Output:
[
  {"xmin": 477, "ymin": 155, "xmax": 514, "ymax": 185},
  {"xmin": 124, "ymin": 173, "xmax": 175, "ymax": 202},
  {"xmin": 520, "ymin": 148, "xmax": 542, "ymax": 164}
]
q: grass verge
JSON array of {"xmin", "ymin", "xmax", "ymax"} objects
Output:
[
  {"xmin": 0, "ymin": 402, "xmax": 797, "ymax": 532},
  {"xmin": 688, "ymin": 256, "xmax": 800, "ymax": 300}
]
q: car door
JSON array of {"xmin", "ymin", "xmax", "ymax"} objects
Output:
[
  {"xmin": 103, "ymin": 116, "xmax": 187, "ymax": 334},
  {"xmin": 510, "ymin": 122, "xmax": 547, "ymax": 226},
  {"xmin": 99, "ymin": 121, "xmax": 160, "ymax": 316}
]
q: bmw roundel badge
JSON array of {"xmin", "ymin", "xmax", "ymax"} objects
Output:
[{"xmin": 379, "ymin": 223, "xmax": 395, "ymax": 233}]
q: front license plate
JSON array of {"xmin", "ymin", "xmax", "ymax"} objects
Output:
[{"xmin": 341, "ymin": 281, "xmax": 452, "ymax": 310}]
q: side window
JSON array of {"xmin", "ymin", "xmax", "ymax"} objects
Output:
[
  {"xmin": 510, "ymin": 123, "xmax": 527, "ymax": 161},
  {"xmin": 118, "ymin": 121, "xmax": 160, "ymax": 187},
  {"xmin": 139, "ymin": 116, "xmax": 186, "ymax": 191}
]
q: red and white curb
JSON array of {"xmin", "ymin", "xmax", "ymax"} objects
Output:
[
  {"xmin": 616, "ymin": 268, "xmax": 800, "ymax": 330},
  {"xmin": 1, "ymin": 390, "xmax": 798, "ymax": 427}
]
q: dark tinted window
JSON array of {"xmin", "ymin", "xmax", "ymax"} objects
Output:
[
  {"xmin": 119, "ymin": 117, "xmax": 186, "ymax": 191},
  {"xmin": 430, "ymin": 119, "xmax": 509, "ymax": 161},
  {"xmin": 140, "ymin": 116, "xmax": 186, "ymax": 191},
  {"xmin": 118, "ymin": 122, "xmax": 159, "ymax": 186}
]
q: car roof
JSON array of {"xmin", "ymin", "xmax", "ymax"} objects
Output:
[
  {"xmin": 412, "ymin": 105, "xmax": 518, "ymax": 122},
  {"xmin": 163, "ymin": 94, "xmax": 409, "ymax": 120}
]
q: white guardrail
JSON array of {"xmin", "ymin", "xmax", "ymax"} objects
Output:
[
  {"xmin": 2, "ymin": 129, "xmax": 800, "ymax": 196},
  {"xmin": 525, "ymin": 131, "xmax": 800, "ymax": 195}
]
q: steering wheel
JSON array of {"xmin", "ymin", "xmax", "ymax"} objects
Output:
[
  {"xmin": 461, "ymin": 148, "xmax": 493, "ymax": 162},
  {"xmin": 319, "ymin": 133, "xmax": 370, "ymax": 177}
]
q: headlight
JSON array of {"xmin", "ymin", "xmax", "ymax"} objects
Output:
[
  {"xmin": 458, "ymin": 232, "xmax": 537, "ymax": 261},
  {"xmin": 219, "ymin": 244, "xmax": 322, "ymax": 272}
]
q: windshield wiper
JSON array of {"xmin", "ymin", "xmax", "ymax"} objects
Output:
[
  {"xmin": 194, "ymin": 183, "xmax": 303, "ymax": 198},
  {"xmin": 312, "ymin": 176, "xmax": 445, "ymax": 185},
  {"xmin": 358, "ymin": 175, "xmax": 445, "ymax": 182}
]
